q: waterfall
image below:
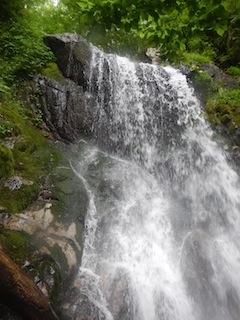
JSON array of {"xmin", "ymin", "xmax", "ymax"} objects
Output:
[{"xmin": 68, "ymin": 48, "xmax": 240, "ymax": 320}]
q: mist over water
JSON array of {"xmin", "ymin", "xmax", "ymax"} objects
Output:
[{"xmin": 70, "ymin": 48, "xmax": 240, "ymax": 320}]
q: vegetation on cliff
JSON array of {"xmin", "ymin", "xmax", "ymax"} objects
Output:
[
  {"xmin": 206, "ymin": 88, "xmax": 240, "ymax": 140},
  {"xmin": 0, "ymin": 0, "xmax": 239, "ymax": 149},
  {"xmin": 0, "ymin": 97, "xmax": 60, "ymax": 213}
]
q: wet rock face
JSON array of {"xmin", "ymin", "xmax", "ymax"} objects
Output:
[
  {"xmin": 201, "ymin": 63, "xmax": 239, "ymax": 89},
  {"xmin": 38, "ymin": 34, "xmax": 181, "ymax": 148},
  {"xmin": 44, "ymin": 34, "xmax": 92, "ymax": 90},
  {"xmin": 37, "ymin": 76, "xmax": 94, "ymax": 142},
  {"xmin": 180, "ymin": 230, "xmax": 226, "ymax": 320},
  {"xmin": 62, "ymin": 269, "xmax": 133, "ymax": 320},
  {"xmin": 63, "ymin": 291, "xmax": 105, "ymax": 320}
]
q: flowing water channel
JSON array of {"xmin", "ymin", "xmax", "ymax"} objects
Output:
[{"xmin": 69, "ymin": 48, "xmax": 240, "ymax": 320}]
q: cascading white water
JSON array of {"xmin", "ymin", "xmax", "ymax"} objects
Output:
[{"xmin": 69, "ymin": 49, "xmax": 240, "ymax": 320}]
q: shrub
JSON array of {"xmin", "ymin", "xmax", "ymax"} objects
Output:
[
  {"xmin": 0, "ymin": 18, "xmax": 53, "ymax": 85},
  {"xmin": 227, "ymin": 66, "xmax": 240, "ymax": 77}
]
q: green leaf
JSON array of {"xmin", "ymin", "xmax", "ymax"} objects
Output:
[
  {"xmin": 215, "ymin": 25, "xmax": 227, "ymax": 36},
  {"xmin": 180, "ymin": 42, "xmax": 186, "ymax": 51},
  {"xmin": 139, "ymin": 31, "xmax": 146, "ymax": 39}
]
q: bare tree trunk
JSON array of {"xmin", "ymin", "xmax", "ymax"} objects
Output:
[{"xmin": 0, "ymin": 249, "xmax": 59, "ymax": 320}]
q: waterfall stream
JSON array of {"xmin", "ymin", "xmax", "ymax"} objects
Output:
[{"xmin": 69, "ymin": 49, "xmax": 240, "ymax": 320}]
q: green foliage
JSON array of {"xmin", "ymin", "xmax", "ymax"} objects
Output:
[
  {"xmin": 33, "ymin": 110, "xmax": 43, "ymax": 128},
  {"xmin": 57, "ymin": 0, "xmax": 232, "ymax": 61},
  {"xmin": 213, "ymin": 89, "xmax": 240, "ymax": 108},
  {"xmin": 182, "ymin": 53, "xmax": 213, "ymax": 65},
  {"xmin": 227, "ymin": 66, "xmax": 240, "ymax": 77},
  {"xmin": 0, "ymin": 0, "xmax": 46, "ymax": 22},
  {"xmin": 206, "ymin": 88, "xmax": 240, "ymax": 135},
  {"xmin": 35, "ymin": 0, "xmax": 236, "ymax": 65},
  {"xmin": 0, "ymin": 1, "xmax": 56, "ymax": 88},
  {"xmin": 37, "ymin": 1, "xmax": 86, "ymax": 34},
  {"xmin": 0, "ymin": 18, "xmax": 53, "ymax": 85},
  {"xmin": 0, "ymin": 145, "xmax": 14, "ymax": 178}
]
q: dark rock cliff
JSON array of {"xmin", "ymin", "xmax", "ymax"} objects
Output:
[
  {"xmin": 36, "ymin": 76, "xmax": 93, "ymax": 142},
  {"xmin": 44, "ymin": 34, "xmax": 92, "ymax": 90}
]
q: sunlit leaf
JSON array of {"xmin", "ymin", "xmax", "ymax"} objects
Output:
[{"xmin": 215, "ymin": 25, "xmax": 227, "ymax": 36}]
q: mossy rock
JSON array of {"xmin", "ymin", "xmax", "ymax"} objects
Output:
[
  {"xmin": 12, "ymin": 131, "xmax": 60, "ymax": 181},
  {"xmin": 205, "ymin": 88, "xmax": 240, "ymax": 142},
  {"xmin": 0, "ymin": 227, "xmax": 62, "ymax": 311},
  {"xmin": 0, "ymin": 228, "xmax": 33, "ymax": 266},
  {"xmin": 0, "ymin": 144, "xmax": 14, "ymax": 178},
  {"xmin": 40, "ymin": 62, "xmax": 66, "ymax": 84},
  {"xmin": 0, "ymin": 184, "xmax": 39, "ymax": 213},
  {"xmin": 0, "ymin": 101, "xmax": 24, "ymax": 136},
  {"xmin": 0, "ymin": 99, "xmax": 61, "ymax": 213}
]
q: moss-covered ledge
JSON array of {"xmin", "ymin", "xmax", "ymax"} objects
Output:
[
  {"xmin": 180, "ymin": 60, "xmax": 240, "ymax": 147},
  {"xmin": 205, "ymin": 89, "xmax": 240, "ymax": 142},
  {"xmin": 0, "ymin": 93, "xmax": 87, "ymax": 319}
]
